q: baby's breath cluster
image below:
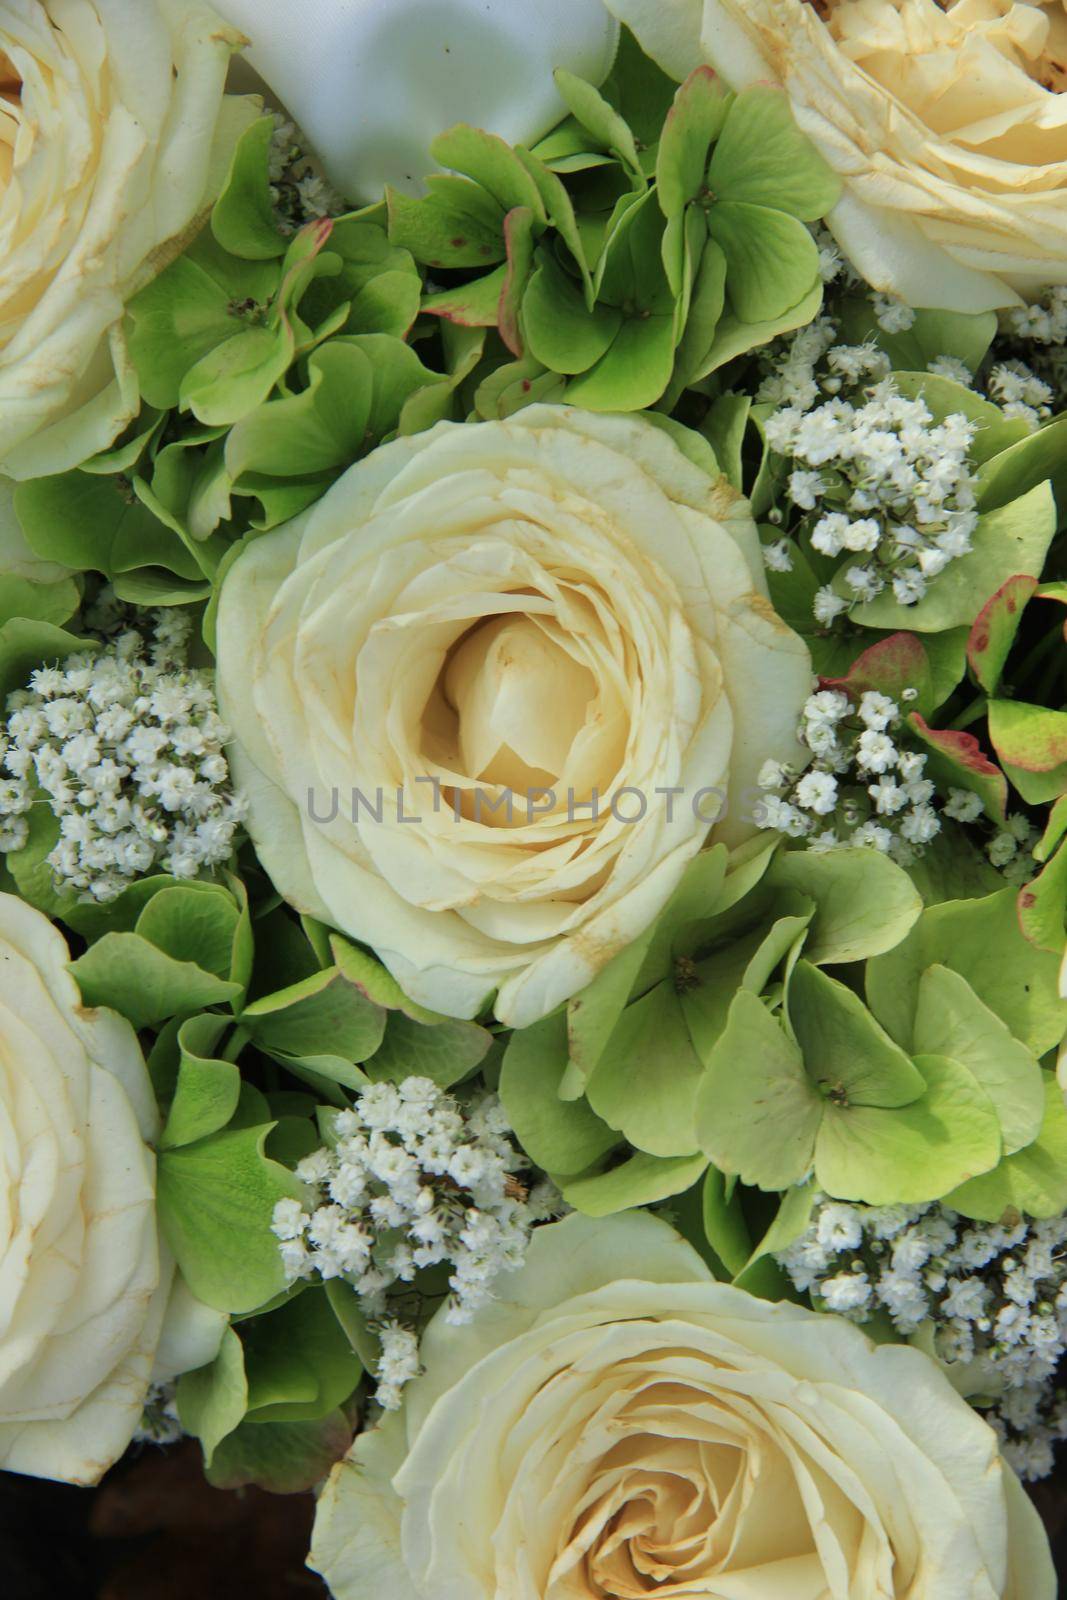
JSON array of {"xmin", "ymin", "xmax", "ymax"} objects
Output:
[
  {"xmin": 269, "ymin": 114, "xmax": 346, "ymax": 233},
  {"xmin": 777, "ymin": 1195, "xmax": 1067, "ymax": 1481},
  {"xmin": 1000, "ymin": 286, "xmax": 1067, "ymax": 409},
  {"xmin": 0, "ymin": 610, "xmax": 245, "ymax": 901},
  {"xmin": 271, "ymin": 1078, "xmax": 560, "ymax": 1410},
  {"xmin": 756, "ymin": 685, "xmax": 1037, "ymax": 880},
  {"xmin": 760, "ymin": 327, "xmax": 981, "ymax": 618},
  {"xmin": 755, "ymin": 686, "xmax": 945, "ymax": 862}
]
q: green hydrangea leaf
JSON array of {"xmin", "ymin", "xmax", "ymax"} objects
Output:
[
  {"xmin": 565, "ymin": 310, "xmax": 677, "ymax": 411},
  {"xmin": 707, "ymin": 85, "xmax": 840, "ymax": 221},
  {"xmin": 70, "ymin": 932, "xmax": 242, "ymax": 1029},
  {"xmin": 682, "ymin": 911, "xmax": 812, "ymax": 1063},
  {"xmin": 136, "ymin": 884, "xmax": 244, "ymax": 986},
  {"xmin": 0, "ymin": 573, "xmax": 79, "ymax": 630},
  {"xmin": 708, "ymin": 203, "xmax": 819, "ymax": 324},
  {"xmin": 734, "ymin": 1181, "xmax": 817, "ymax": 1296},
  {"xmin": 815, "ymin": 1053, "xmax": 1002, "ymax": 1206},
  {"xmin": 300, "ymin": 218, "xmax": 422, "ymax": 340},
  {"xmin": 913, "ymin": 965, "xmax": 1044, "ymax": 1153},
  {"xmin": 850, "ymin": 482, "xmax": 1056, "ymax": 633},
  {"xmin": 768, "ymin": 847, "xmax": 923, "ymax": 964},
  {"xmin": 586, "ymin": 980, "xmax": 705, "ymax": 1157},
  {"xmin": 1018, "ymin": 838, "xmax": 1067, "ymax": 953},
  {"xmin": 690, "ymin": 276, "xmax": 823, "ymax": 384},
  {"xmin": 601, "ymin": 23, "xmax": 680, "ymax": 151},
  {"xmin": 789, "ymin": 960, "xmax": 926, "ymax": 1108},
  {"xmin": 907, "ymin": 713, "xmax": 1008, "ymax": 826},
  {"xmin": 14, "ymin": 471, "xmax": 201, "ymax": 581},
  {"xmin": 524, "ymin": 254, "xmax": 622, "ymax": 375},
  {"xmin": 126, "ymin": 230, "xmax": 280, "ymax": 409},
  {"xmin": 553, "ymin": 68, "xmax": 644, "ymax": 185},
  {"xmin": 179, "ymin": 322, "xmax": 295, "ymax": 427},
  {"xmin": 157, "ymin": 1123, "xmax": 306, "ymax": 1315},
  {"xmin": 1002, "ymin": 756, "xmax": 1067, "ymax": 807},
  {"xmin": 988, "ymin": 698, "xmax": 1067, "ymax": 772},
  {"xmin": 700, "ymin": 1168, "xmax": 752, "ymax": 1278},
  {"xmin": 701, "ymin": 393, "xmax": 750, "ymax": 491},
  {"xmin": 947, "ymin": 1073, "xmax": 1067, "ymax": 1221},
  {"xmin": 423, "ymin": 264, "xmax": 508, "ymax": 330},
  {"xmin": 79, "ymin": 407, "xmax": 165, "ymax": 476},
  {"xmin": 160, "ymin": 1015, "xmax": 242, "ymax": 1150},
  {"xmin": 176, "ymin": 1327, "xmax": 248, "ymax": 1466},
  {"xmin": 386, "ymin": 178, "xmax": 505, "ymax": 269},
  {"xmin": 205, "ymin": 1409, "xmax": 352, "ymax": 1494},
  {"xmin": 242, "ymin": 1288, "xmax": 362, "ymax": 1424},
  {"xmin": 211, "ymin": 115, "xmax": 288, "ymax": 259},
  {"xmin": 430, "ymin": 124, "xmax": 546, "ymax": 219},
  {"xmin": 4, "ymin": 805, "xmax": 77, "ymax": 919},
  {"xmin": 1035, "ymin": 794, "xmax": 1067, "ymax": 863},
  {"xmin": 890, "ymin": 373, "xmax": 1029, "ymax": 465},
  {"xmin": 966, "ymin": 575, "xmax": 1039, "ymax": 695},
  {"xmin": 242, "ymin": 966, "xmax": 388, "ymax": 1063},
  {"xmin": 822, "ymin": 632, "xmax": 935, "ymax": 721},
  {"xmin": 656, "ymin": 67, "xmax": 732, "ymax": 220},
  {"xmin": 836, "ymin": 297, "xmax": 996, "ymax": 374},
  {"xmin": 976, "ymin": 414, "xmax": 1067, "ymax": 515},
  {"xmin": 513, "ymin": 147, "xmax": 594, "ymax": 302},
  {"xmin": 399, "ymin": 324, "xmax": 485, "ymax": 434},
  {"xmin": 365, "ymin": 1012, "xmax": 492, "ymax": 1088},
  {"xmin": 562, "ymin": 1151, "xmax": 708, "ymax": 1217},
  {"xmin": 499, "ymin": 1012, "xmax": 619, "ymax": 1175},
  {"xmin": 225, "ymin": 341, "xmax": 374, "ymax": 481},
  {"xmin": 866, "ymin": 888, "xmax": 1067, "ymax": 1058},
  {"xmin": 697, "ymin": 990, "xmax": 822, "ymax": 1190},
  {"xmin": 474, "ymin": 353, "xmax": 567, "ymax": 419}
]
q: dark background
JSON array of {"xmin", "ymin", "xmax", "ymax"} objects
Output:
[{"xmin": 0, "ymin": 1441, "xmax": 1064, "ymax": 1598}]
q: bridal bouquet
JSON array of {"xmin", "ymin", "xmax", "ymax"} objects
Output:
[{"xmin": 2, "ymin": 1, "xmax": 1067, "ymax": 1595}]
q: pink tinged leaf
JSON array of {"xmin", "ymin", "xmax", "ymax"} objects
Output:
[
  {"xmin": 907, "ymin": 712, "xmax": 1008, "ymax": 825},
  {"xmin": 1017, "ymin": 837, "xmax": 1067, "ymax": 954},
  {"xmin": 821, "ymin": 631, "xmax": 934, "ymax": 719},
  {"xmin": 966, "ymin": 574, "xmax": 1039, "ymax": 695}
]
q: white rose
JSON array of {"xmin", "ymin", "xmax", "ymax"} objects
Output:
[
  {"xmin": 310, "ymin": 1211, "xmax": 1055, "ymax": 1600},
  {"xmin": 0, "ymin": 0, "xmax": 252, "ymax": 480},
  {"xmin": 218, "ymin": 0, "xmax": 618, "ymax": 202},
  {"xmin": 606, "ymin": 0, "xmax": 1067, "ymax": 312},
  {"xmin": 216, "ymin": 406, "xmax": 810, "ymax": 1028},
  {"xmin": 0, "ymin": 893, "xmax": 219, "ymax": 1484}
]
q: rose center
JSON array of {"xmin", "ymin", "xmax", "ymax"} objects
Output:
[{"xmin": 442, "ymin": 613, "xmax": 597, "ymax": 793}]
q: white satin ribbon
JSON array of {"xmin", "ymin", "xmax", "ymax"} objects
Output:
[{"xmin": 217, "ymin": 0, "xmax": 619, "ymax": 202}]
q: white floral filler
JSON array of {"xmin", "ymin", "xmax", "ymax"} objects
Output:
[
  {"xmin": 271, "ymin": 1078, "xmax": 560, "ymax": 1410},
  {"xmin": 0, "ymin": 610, "xmax": 245, "ymax": 901},
  {"xmin": 756, "ymin": 683, "xmax": 1036, "ymax": 877},
  {"xmin": 778, "ymin": 1196, "xmax": 1067, "ymax": 1483}
]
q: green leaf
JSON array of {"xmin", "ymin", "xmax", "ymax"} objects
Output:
[
  {"xmin": 947, "ymin": 1073, "xmax": 1067, "ymax": 1221},
  {"xmin": 5, "ymin": 804, "xmax": 78, "ymax": 919},
  {"xmin": 822, "ymin": 632, "xmax": 935, "ymax": 721},
  {"xmin": 365, "ymin": 1011, "xmax": 492, "ymax": 1089},
  {"xmin": 136, "ymin": 884, "xmax": 243, "ymax": 984},
  {"xmin": 499, "ymin": 1013, "xmax": 619, "ymax": 1174},
  {"xmin": 850, "ymin": 482, "xmax": 1056, "ymax": 633},
  {"xmin": 211, "ymin": 115, "xmax": 288, "ymax": 259},
  {"xmin": 205, "ymin": 1409, "xmax": 352, "ymax": 1494},
  {"xmin": 697, "ymin": 990, "xmax": 821, "ymax": 1190},
  {"xmin": 386, "ymin": 179, "xmax": 505, "ymax": 269},
  {"xmin": 907, "ymin": 713, "xmax": 1008, "ymax": 826},
  {"xmin": 1018, "ymin": 838, "xmax": 1067, "ymax": 954},
  {"xmin": 691, "ymin": 276, "xmax": 824, "ymax": 385},
  {"xmin": 682, "ymin": 912, "xmax": 812, "ymax": 1063},
  {"xmin": 767, "ymin": 847, "xmax": 924, "ymax": 964},
  {"xmin": 814, "ymin": 1054, "xmax": 1002, "ymax": 1206},
  {"xmin": 988, "ymin": 699, "xmax": 1067, "ymax": 772},
  {"xmin": 789, "ymin": 961, "xmax": 926, "ymax": 1108},
  {"xmin": 225, "ymin": 342, "xmax": 373, "ymax": 481},
  {"xmin": 976, "ymin": 414, "xmax": 1067, "ymax": 515},
  {"xmin": 586, "ymin": 981, "xmax": 705, "ymax": 1157},
  {"xmin": 700, "ymin": 1168, "xmax": 752, "ymax": 1278},
  {"xmin": 176, "ymin": 1327, "xmax": 248, "ymax": 1465},
  {"xmin": 242, "ymin": 1288, "xmax": 362, "ymax": 1424},
  {"xmin": 913, "ymin": 965, "xmax": 1044, "ymax": 1153},
  {"xmin": 701, "ymin": 393, "xmax": 750, "ymax": 491},
  {"xmin": 553, "ymin": 68, "xmax": 644, "ymax": 184},
  {"xmin": 561, "ymin": 1151, "xmax": 708, "ymax": 1216},
  {"xmin": 179, "ymin": 323, "xmax": 295, "ymax": 427},
  {"xmin": 242, "ymin": 966, "xmax": 387, "ymax": 1062},
  {"xmin": 708, "ymin": 203, "xmax": 820, "ymax": 324},
  {"xmin": 430, "ymin": 124, "xmax": 546, "ymax": 219},
  {"xmin": 565, "ymin": 310, "xmax": 677, "ymax": 411},
  {"xmin": 157, "ymin": 1123, "xmax": 306, "ymax": 1314},
  {"xmin": 70, "ymin": 932, "xmax": 242, "ymax": 1029},
  {"xmin": 866, "ymin": 888, "xmax": 1067, "ymax": 1058},
  {"xmin": 160, "ymin": 1015, "xmax": 242, "ymax": 1150},
  {"xmin": 707, "ymin": 85, "xmax": 840, "ymax": 220},
  {"xmin": 14, "ymin": 472, "xmax": 200, "ymax": 582},
  {"xmin": 656, "ymin": 68, "xmax": 732, "ymax": 220},
  {"xmin": 523, "ymin": 255, "xmax": 621, "ymax": 375},
  {"xmin": 0, "ymin": 573, "xmax": 78, "ymax": 630},
  {"xmin": 966, "ymin": 575, "xmax": 1039, "ymax": 695}
]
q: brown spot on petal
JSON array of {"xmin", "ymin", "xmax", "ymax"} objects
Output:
[{"xmin": 0, "ymin": 51, "xmax": 21, "ymax": 105}]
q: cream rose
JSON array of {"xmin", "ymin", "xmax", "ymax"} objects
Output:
[
  {"xmin": 310, "ymin": 1211, "xmax": 1054, "ymax": 1600},
  {"xmin": 216, "ymin": 407, "xmax": 810, "ymax": 1028},
  {"xmin": 606, "ymin": 0, "xmax": 1067, "ymax": 313},
  {"xmin": 0, "ymin": 0, "xmax": 251, "ymax": 480},
  {"xmin": 0, "ymin": 893, "xmax": 216, "ymax": 1484}
]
